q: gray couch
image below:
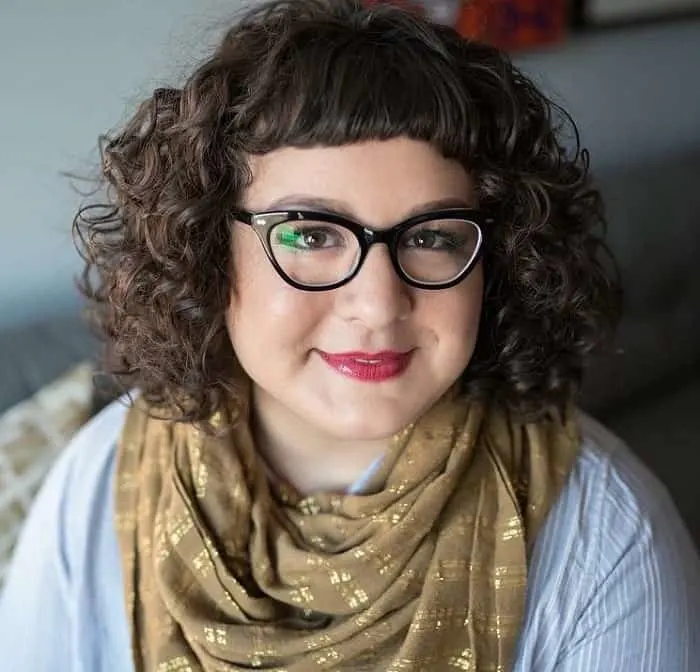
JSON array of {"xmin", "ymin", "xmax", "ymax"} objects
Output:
[{"xmin": 2, "ymin": 20, "xmax": 699, "ymax": 541}]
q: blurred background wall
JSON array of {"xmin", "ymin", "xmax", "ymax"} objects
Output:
[{"xmin": 0, "ymin": 0, "xmax": 244, "ymax": 330}]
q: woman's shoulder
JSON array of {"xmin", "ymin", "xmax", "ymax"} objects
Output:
[
  {"xmin": 53, "ymin": 396, "xmax": 130, "ymax": 518},
  {"xmin": 527, "ymin": 410, "xmax": 693, "ymax": 576},
  {"xmin": 0, "ymin": 398, "xmax": 133, "ymax": 670},
  {"xmin": 571, "ymin": 411, "xmax": 685, "ymax": 539},
  {"xmin": 515, "ymin": 411, "xmax": 700, "ymax": 669},
  {"xmin": 64, "ymin": 394, "xmax": 129, "ymax": 467},
  {"xmin": 540, "ymin": 410, "xmax": 698, "ymax": 579},
  {"xmin": 19, "ymin": 394, "xmax": 131, "ymax": 581}
]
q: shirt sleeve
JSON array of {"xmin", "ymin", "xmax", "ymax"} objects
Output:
[
  {"xmin": 557, "ymin": 465, "xmax": 700, "ymax": 670},
  {"xmin": 0, "ymin": 442, "xmax": 75, "ymax": 669},
  {"xmin": 0, "ymin": 400, "xmax": 130, "ymax": 672},
  {"xmin": 515, "ymin": 416, "xmax": 700, "ymax": 672}
]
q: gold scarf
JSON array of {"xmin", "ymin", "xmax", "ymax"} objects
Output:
[{"xmin": 115, "ymin": 393, "xmax": 579, "ymax": 672}]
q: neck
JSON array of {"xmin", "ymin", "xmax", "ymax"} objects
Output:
[{"xmin": 250, "ymin": 388, "xmax": 390, "ymax": 496}]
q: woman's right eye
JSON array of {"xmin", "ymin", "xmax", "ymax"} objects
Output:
[{"xmin": 274, "ymin": 226, "xmax": 342, "ymax": 250}]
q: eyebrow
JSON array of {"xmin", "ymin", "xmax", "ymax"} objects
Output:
[{"xmin": 260, "ymin": 195, "xmax": 476, "ymax": 221}]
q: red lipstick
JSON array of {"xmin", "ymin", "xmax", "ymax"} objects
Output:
[{"xmin": 318, "ymin": 350, "xmax": 413, "ymax": 382}]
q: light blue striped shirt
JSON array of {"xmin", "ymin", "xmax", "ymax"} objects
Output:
[{"xmin": 1, "ymin": 400, "xmax": 699, "ymax": 670}]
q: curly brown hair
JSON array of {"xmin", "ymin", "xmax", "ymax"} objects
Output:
[{"xmin": 74, "ymin": 0, "xmax": 621, "ymax": 426}]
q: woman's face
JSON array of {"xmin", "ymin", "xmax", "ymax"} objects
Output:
[{"xmin": 227, "ymin": 137, "xmax": 483, "ymax": 442}]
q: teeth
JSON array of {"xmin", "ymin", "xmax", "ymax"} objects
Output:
[{"xmin": 355, "ymin": 358, "xmax": 381, "ymax": 364}]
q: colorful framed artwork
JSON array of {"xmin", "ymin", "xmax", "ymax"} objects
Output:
[{"xmin": 363, "ymin": 1, "xmax": 571, "ymax": 50}]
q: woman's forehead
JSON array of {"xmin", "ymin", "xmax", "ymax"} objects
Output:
[{"xmin": 243, "ymin": 138, "xmax": 475, "ymax": 223}]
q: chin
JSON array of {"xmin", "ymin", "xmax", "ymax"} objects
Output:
[{"xmin": 318, "ymin": 398, "xmax": 425, "ymax": 441}]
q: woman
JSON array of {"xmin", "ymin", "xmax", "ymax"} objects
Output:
[{"xmin": 1, "ymin": 1, "xmax": 699, "ymax": 670}]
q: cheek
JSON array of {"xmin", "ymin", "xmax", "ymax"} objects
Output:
[
  {"xmin": 425, "ymin": 266, "xmax": 484, "ymax": 354},
  {"xmin": 226, "ymin": 237, "xmax": 330, "ymax": 356}
]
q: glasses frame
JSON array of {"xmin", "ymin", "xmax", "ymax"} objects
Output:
[{"xmin": 234, "ymin": 207, "xmax": 492, "ymax": 291}]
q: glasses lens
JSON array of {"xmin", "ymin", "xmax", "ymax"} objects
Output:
[
  {"xmin": 397, "ymin": 218, "xmax": 481, "ymax": 285},
  {"xmin": 269, "ymin": 220, "xmax": 360, "ymax": 287}
]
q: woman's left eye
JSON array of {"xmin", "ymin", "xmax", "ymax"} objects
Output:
[{"xmin": 403, "ymin": 229, "xmax": 460, "ymax": 250}]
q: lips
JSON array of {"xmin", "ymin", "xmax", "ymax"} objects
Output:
[{"xmin": 318, "ymin": 350, "xmax": 413, "ymax": 382}]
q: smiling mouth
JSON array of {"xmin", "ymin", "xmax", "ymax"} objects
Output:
[{"xmin": 317, "ymin": 350, "xmax": 414, "ymax": 383}]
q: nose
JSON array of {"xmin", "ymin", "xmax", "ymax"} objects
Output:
[{"xmin": 334, "ymin": 245, "xmax": 412, "ymax": 328}]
